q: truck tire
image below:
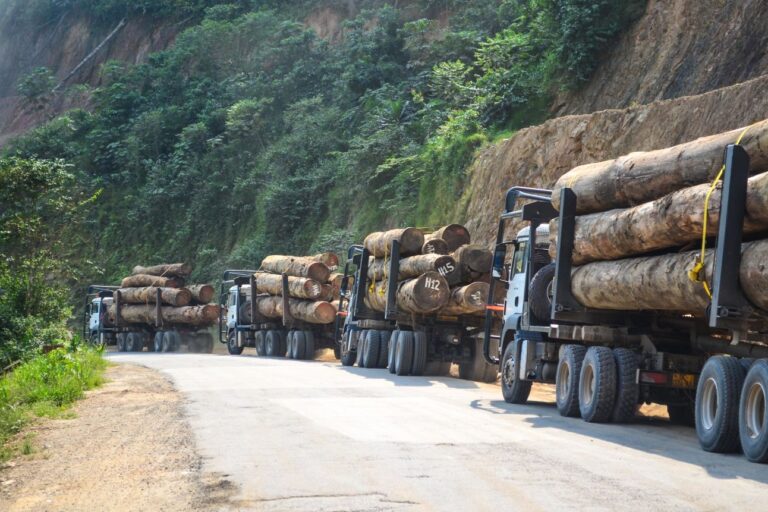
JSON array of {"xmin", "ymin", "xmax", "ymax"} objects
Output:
[
  {"xmin": 395, "ymin": 331, "xmax": 414, "ymax": 376},
  {"xmin": 125, "ymin": 332, "xmax": 140, "ymax": 352},
  {"xmin": 293, "ymin": 331, "xmax": 306, "ymax": 360},
  {"xmin": 254, "ymin": 331, "xmax": 266, "ymax": 356},
  {"xmin": 556, "ymin": 344, "xmax": 587, "ymax": 417},
  {"xmin": 265, "ymin": 331, "xmax": 279, "ymax": 357},
  {"xmin": 388, "ymin": 330, "xmax": 400, "ymax": 374},
  {"xmin": 153, "ymin": 332, "xmax": 164, "ymax": 353},
  {"xmin": 266, "ymin": 331, "xmax": 284, "ymax": 358},
  {"xmin": 695, "ymin": 355, "xmax": 745, "ymax": 453},
  {"xmin": 362, "ymin": 330, "xmax": 381, "ymax": 368},
  {"xmin": 579, "ymin": 346, "xmax": 616, "ymax": 423},
  {"xmin": 740, "ymin": 358, "xmax": 755, "ymax": 373},
  {"xmin": 612, "ymin": 348, "xmax": 639, "ymax": 423},
  {"xmin": 377, "ymin": 330, "xmax": 391, "ymax": 369},
  {"xmin": 116, "ymin": 333, "xmax": 127, "ymax": 352},
  {"xmin": 200, "ymin": 333, "xmax": 214, "ymax": 354},
  {"xmin": 528, "ymin": 262, "xmax": 556, "ymax": 323},
  {"xmin": 667, "ymin": 402, "xmax": 695, "ymax": 427},
  {"xmin": 458, "ymin": 338, "xmax": 498, "ymax": 383},
  {"xmin": 302, "ymin": 331, "xmax": 315, "ymax": 360},
  {"xmin": 340, "ymin": 331, "xmax": 356, "ymax": 367},
  {"xmin": 739, "ymin": 360, "xmax": 768, "ymax": 463},
  {"xmin": 501, "ymin": 339, "xmax": 532, "ymax": 404},
  {"xmin": 286, "ymin": 331, "xmax": 296, "ymax": 359},
  {"xmin": 227, "ymin": 330, "xmax": 243, "ymax": 355},
  {"xmin": 411, "ymin": 331, "xmax": 427, "ymax": 376},
  {"xmin": 355, "ymin": 330, "xmax": 366, "ymax": 367}
]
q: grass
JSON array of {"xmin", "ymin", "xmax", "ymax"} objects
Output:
[{"xmin": 0, "ymin": 346, "xmax": 107, "ymax": 462}]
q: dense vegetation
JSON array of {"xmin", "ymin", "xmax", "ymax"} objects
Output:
[{"xmin": 5, "ymin": 0, "xmax": 645, "ymax": 287}]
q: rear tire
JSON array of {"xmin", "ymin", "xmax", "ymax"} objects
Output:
[
  {"xmin": 501, "ymin": 339, "xmax": 532, "ymax": 404},
  {"xmin": 395, "ymin": 331, "xmax": 414, "ymax": 376},
  {"xmin": 556, "ymin": 344, "xmax": 587, "ymax": 417},
  {"xmin": 377, "ymin": 330, "xmax": 391, "ymax": 368},
  {"xmin": 612, "ymin": 348, "xmax": 639, "ymax": 423},
  {"xmin": 579, "ymin": 346, "xmax": 616, "ymax": 423},
  {"xmin": 266, "ymin": 330, "xmax": 284, "ymax": 358},
  {"xmin": 695, "ymin": 355, "xmax": 745, "ymax": 453},
  {"xmin": 254, "ymin": 331, "xmax": 266, "ymax": 356},
  {"xmin": 458, "ymin": 337, "xmax": 497, "ymax": 383},
  {"xmin": 739, "ymin": 359, "xmax": 768, "ymax": 463},
  {"xmin": 411, "ymin": 331, "xmax": 427, "ymax": 376},
  {"xmin": 362, "ymin": 330, "xmax": 381, "ymax": 368},
  {"xmin": 116, "ymin": 333, "xmax": 127, "ymax": 352},
  {"xmin": 302, "ymin": 331, "xmax": 315, "ymax": 360},
  {"xmin": 356, "ymin": 330, "xmax": 367, "ymax": 367},
  {"xmin": 293, "ymin": 331, "xmax": 306, "ymax": 360},
  {"xmin": 227, "ymin": 330, "xmax": 243, "ymax": 355},
  {"xmin": 340, "ymin": 331, "xmax": 356, "ymax": 367},
  {"xmin": 153, "ymin": 332, "xmax": 164, "ymax": 353},
  {"xmin": 388, "ymin": 330, "xmax": 400, "ymax": 373}
]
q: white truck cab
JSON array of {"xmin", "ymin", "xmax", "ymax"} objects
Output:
[{"xmin": 505, "ymin": 224, "xmax": 551, "ymax": 320}]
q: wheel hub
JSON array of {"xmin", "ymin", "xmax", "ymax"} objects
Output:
[
  {"xmin": 745, "ymin": 381, "xmax": 766, "ymax": 440},
  {"xmin": 700, "ymin": 377, "xmax": 719, "ymax": 431},
  {"xmin": 580, "ymin": 364, "xmax": 595, "ymax": 407},
  {"xmin": 502, "ymin": 355, "xmax": 516, "ymax": 387}
]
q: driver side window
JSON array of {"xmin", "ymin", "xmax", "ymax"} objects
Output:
[{"xmin": 512, "ymin": 241, "xmax": 527, "ymax": 274}]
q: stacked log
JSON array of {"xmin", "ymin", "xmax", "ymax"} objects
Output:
[
  {"xmin": 251, "ymin": 253, "xmax": 339, "ymax": 325},
  {"xmin": 362, "ymin": 224, "xmax": 490, "ymax": 316},
  {"xmin": 548, "ymin": 119, "xmax": 768, "ymax": 315},
  {"xmin": 109, "ymin": 263, "xmax": 219, "ymax": 327}
]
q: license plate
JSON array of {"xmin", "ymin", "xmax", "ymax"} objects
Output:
[{"xmin": 672, "ymin": 373, "xmax": 696, "ymax": 389}]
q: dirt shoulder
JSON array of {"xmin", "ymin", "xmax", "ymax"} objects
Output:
[{"xmin": 0, "ymin": 363, "xmax": 232, "ymax": 512}]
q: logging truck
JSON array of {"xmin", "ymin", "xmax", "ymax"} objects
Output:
[
  {"xmin": 83, "ymin": 285, "xmax": 215, "ymax": 353},
  {"xmin": 336, "ymin": 243, "xmax": 497, "ymax": 382},
  {"xmin": 219, "ymin": 270, "xmax": 338, "ymax": 360},
  {"xmin": 483, "ymin": 144, "xmax": 768, "ymax": 463}
]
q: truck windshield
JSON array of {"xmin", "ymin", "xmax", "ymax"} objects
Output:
[{"xmin": 512, "ymin": 241, "xmax": 527, "ymax": 274}]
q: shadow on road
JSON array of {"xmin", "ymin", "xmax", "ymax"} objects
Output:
[
  {"xmin": 469, "ymin": 398, "xmax": 768, "ymax": 484},
  {"xmin": 333, "ymin": 364, "xmax": 481, "ymax": 389}
]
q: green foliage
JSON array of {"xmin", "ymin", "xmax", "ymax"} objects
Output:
[
  {"xmin": 6, "ymin": 1, "xmax": 645, "ymax": 286},
  {"xmin": 16, "ymin": 67, "xmax": 56, "ymax": 100},
  {"xmin": 0, "ymin": 345, "xmax": 106, "ymax": 461}
]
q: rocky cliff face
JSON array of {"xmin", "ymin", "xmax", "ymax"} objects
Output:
[
  {"xmin": 462, "ymin": 74, "xmax": 768, "ymax": 246},
  {"xmin": 554, "ymin": 0, "xmax": 768, "ymax": 116}
]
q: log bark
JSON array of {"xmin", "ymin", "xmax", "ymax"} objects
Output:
[
  {"xmin": 364, "ymin": 272, "xmax": 450, "ymax": 314},
  {"xmin": 425, "ymin": 224, "xmax": 471, "ymax": 252},
  {"xmin": 311, "ymin": 252, "xmax": 339, "ymax": 270},
  {"xmin": 253, "ymin": 272, "xmax": 322, "ymax": 300},
  {"xmin": 367, "ymin": 254, "xmax": 456, "ymax": 281},
  {"xmin": 329, "ymin": 273, "xmax": 352, "ymax": 301},
  {"xmin": 552, "ymin": 119, "xmax": 768, "ymax": 214},
  {"xmin": 131, "ymin": 263, "xmax": 191, "ymax": 278},
  {"xmin": 438, "ymin": 282, "xmax": 490, "ymax": 316},
  {"xmin": 422, "ymin": 238, "xmax": 449, "ymax": 255},
  {"xmin": 121, "ymin": 274, "xmax": 182, "ymax": 288},
  {"xmin": 260, "ymin": 255, "xmax": 331, "ymax": 283},
  {"xmin": 364, "ymin": 228, "xmax": 424, "ymax": 257},
  {"xmin": 364, "ymin": 280, "xmax": 388, "ymax": 312},
  {"xmin": 108, "ymin": 304, "xmax": 219, "ymax": 327},
  {"xmin": 571, "ymin": 239, "xmax": 768, "ymax": 312},
  {"xmin": 240, "ymin": 297, "xmax": 337, "ymax": 324},
  {"xmin": 116, "ymin": 287, "xmax": 191, "ymax": 307},
  {"xmin": 559, "ymin": 171, "xmax": 768, "ymax": 265},
  {"xmin": 187, "ymin": 284, "xmax": 214, "ymax": 304},
  {"xmin": 453, "ymin": 244, "xmax": 493, "ymax": 273}
]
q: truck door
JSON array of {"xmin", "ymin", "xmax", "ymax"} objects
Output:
[{"xmin": 507, "ymin": 241, "xmax": 528, "ymax": 316}]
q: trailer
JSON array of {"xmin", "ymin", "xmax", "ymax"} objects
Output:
[
  {"xmin": 482, "ymin": 143, "xmax": 768, "ymax": 462},
  {"xmin": 219, "ymin": 270, "xmax": 337, "ymax": 360},
  {"xmin": 83, "ymin": 284, "xmax": 214, "ymax": 353},
  {"xmin": 337, "ymin": 244, "xmax": 497, "ymax": 382}
]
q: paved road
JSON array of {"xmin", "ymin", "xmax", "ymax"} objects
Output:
[{"xmin": 109, "ymin": 352, "xmax": 768, "ymax": 511}]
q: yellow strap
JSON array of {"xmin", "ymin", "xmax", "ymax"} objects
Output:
[{"xmin": 688, "ymin": 125, "xmax": 752, "ymax": 297}]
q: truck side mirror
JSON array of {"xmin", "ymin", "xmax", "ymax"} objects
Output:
[{"xmin": 492, "ymin": 243, "xmax": 507, "ymax": 278}]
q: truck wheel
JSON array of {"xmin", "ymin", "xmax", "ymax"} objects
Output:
[
  {"xmin": 362, "ymin": 330, "xmax": 381, "ymax": 368},
  {"xmin": 254, "ymin": 331, "xmax": 266, "ymax": 356},
  {"xmin": 292, "ymin": 331, "xmax": 306, "ymax": 359},
  {"xmin": 356, "ymin": 330, "xmax": 367, "ymax": 367},
  {"xmin": 695, "ymin": 355, "xmax": 745, "ymax": 453},
  {"xmin": 528, "ymin": 262, "xmax": 556, "ymax": 323},
  {"xmin": 739, "ymin": 360, "xmax": 768, "ymax": 463},
  {"xmin": 227, "ymin": 330, "xmax": 243, "ymax": 355},
  {"xmin": 153, "ymin": 332, "xmax": 164, "ymax": 353},
  {"xmin": 125, "ymin": 332, "xmax": 139, "ymax": 352},
  {"xmin": 395, "ymin": 331, "xmax": 414, "ymax": 376},
  {"xmin": 340, "ymin": 331, "xmax": 356, "ymax": 366},
  {"xmin": 458, "ymin": 337, "xmax": 498, "ymax": 383},
  {"xmin": 286, "ymin": 331, "xmax": 296, "ymax": 359},
  {"xmin": 266, "ymin": 330, "xmax": 285, "ymax": 358},
  {"xmin": 388, "ymin": 330, "xmax": 400, "ymax": 374},
  {"xmin": 377, "ymin": 330, "xmax": 391, "ymax": 369},
  {"xmin": 501, "ymin": 339, "xmax": 532, "ymax": 404},
  {"xmin": 201, "ymin": 333, "xmax": 214, "ymax": 354},
  {"xmin": 116, "ymin": 333, "xmax": 126, "ymax": 352},
  {"xmin": 556, "ymin": 344, "xmax": 587, "ymax": 417},
  {"xmin": 612, "ymin": 348, "xmax": 639, "ymax": 423},
  {"xmin": 668, "ymin": 402, "xmax": 695, "ymax": 426},
  {"xmin": 302, "ymin": 331, "xmax": 315, "ymax": 360},
  {"xmin": 579, "ymin": 346, "xmax": 616, "ymax": 423},
  {"xmin": 411, "ymin": 331, "xmax": 427, "ymax": 376}
]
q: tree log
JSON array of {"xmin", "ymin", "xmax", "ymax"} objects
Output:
[
  {"xmin": 364, "ymin": 280, "xmax": 388, "ymax": 312},
  {"xmin": 253, "ymin": 272, "xmax": 322, "ymax": 300},
  {"xmin": 422, "ymin": 238, "xmax": 449, "ymax": 255},
  {"xmin": 367, "ymin": 254, "xmax": 457, "ymax": 281},
  {"xmin": 260, "ymin": 255, "xmax": 331, "ymax": 283},
  {"xmin": 364, "ymin": 228, "xmax": 424, "ymax": 257},
  {"xmin": 365, "ymin": 272, "xmax": 450, "ymax": 314},
  {"xmin": 560, "ymin": 171, "xmax": 768, "ymax": 265},
  {"xmin": 187, "ymin": 284, "xmax": 214, "ymax": 304},
  {"xmin": 571, "ymin": 239, "xmax": 768, "ymax": 312},
  {"xmin": 131, "ymin": 263, "xmax": 191, "ymax": 278},
  {"xmin": 311, "ymin": 253, "xmax": 339, "ymax": 270},
  {"xmin": 453, "ymin": 244, "xmax": 493, "ymax": 273},
  {"xmin": 552, "ymin": 119, "xmax": 768, "ymax": 214},
  {"xmin": 425, "ymin": 224, "xmax": 471, "ymax": 252},
  {"xmin": 329, "ymin": 272, "xmax": 352, "ymax": 301},
  {"xmin": 116, "ymin": 287, "xmax": 191, "ymax": 307},
  {"xmin": 240, "ymin": 297, "xmax": 337, "ymax": 325},
  {"xmin": 438, "ymin": 282, "xmax": 490, "ymax": 316},
  {"xmin": 121, "ymin": 274, "xmax": 182, "ymax": 288},
  {"xmin": 108, "ymin": 304, "xmax": 219, "ymax": 327}
]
